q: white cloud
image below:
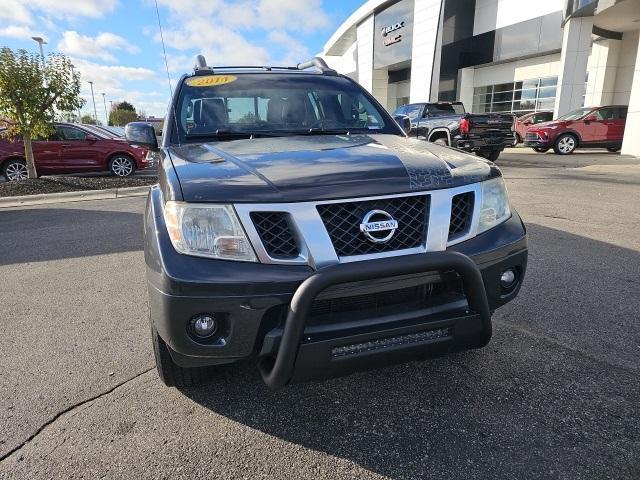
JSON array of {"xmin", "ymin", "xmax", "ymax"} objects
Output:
[
  {"xmin": 72, "ymin": 57, "xmax": 158, "ymax": 94},
  {"xmin": 255, "ymin": 0, "xmax": 330, "ymax": 31},
  {"xmin": 58, "ymin": 31, "xmax": 139, "ymax": 62},
  {"xmin": 0, "ymin": 25, "xmax": 44, "ymax": 40},
  {"xmin": 0, "ymin": 0, "xmax": 33, "ymax": 25},
  {"xmin": 153, "ymin": 0, "xmax": 331, "ymax": 67},
  {"xmin": 156, "ymin": 0, "xmax": 329, "ymax": 32},
  {"xmin": 29, "ymin": 0, "xmax": 119, "ymax": 20},
  {"xmin": 267, "ymin": 31, "xmax": 312, "ymax": 65}
]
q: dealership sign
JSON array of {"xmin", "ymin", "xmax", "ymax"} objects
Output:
[
  {"xmin": 374, "ymin": 0, "xmax": 414, "ymax": 68},
  {"xmin": 381, "ymin": 21, "xmax": 405, "ymax": 46}
]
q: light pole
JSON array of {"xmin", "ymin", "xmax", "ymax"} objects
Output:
[
  {"xmin": 101, "ymin": 93, "xmax": 109, "ymax": 125},
  {"xmin": 88, "ymin": 81, "xmax": 98, "ymax": 124},
  {"xmin": 31, "ymin": 36, "xmax": 47, "ymax": 70},
  {"xmin": 70, "ymin": 65, "xmax": 82, "ymax": 122}
]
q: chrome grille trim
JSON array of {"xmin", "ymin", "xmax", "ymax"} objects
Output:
[{"xmin": 234, "ymin": 183, "xmax": 482, "ymax": 269}]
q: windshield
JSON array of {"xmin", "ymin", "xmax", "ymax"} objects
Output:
[
  {"xmin": 395, "ymin": 104, "xmax": 424, "ymax": 120},
  {"xmin": 174, "ymin": 73, "xmax": 397, "ymax": 142},
  {"xmin": 557, "ymin": 108, "xmax": 592, "ymax": 121},
  {"xmin": 427, "ymin": 103, "xmax": 465, "ymax": 115}
]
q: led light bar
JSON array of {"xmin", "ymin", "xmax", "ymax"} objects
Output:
[{"xmin": 331, "ymin": 328, "xmax": 451, "ymax": 358}]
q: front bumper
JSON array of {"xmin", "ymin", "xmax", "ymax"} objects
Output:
[
  {"xmin": 524, "ymin": 133, "xmax": 552, "ymax": 148},
  {"xmin": 145, "ymin": 189, "xmax": 528, "ymax": 387}
]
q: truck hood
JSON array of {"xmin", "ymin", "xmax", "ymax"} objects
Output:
[{"xmin": 168, "ymin": 134, "xmax": 499, "ymax": 203}]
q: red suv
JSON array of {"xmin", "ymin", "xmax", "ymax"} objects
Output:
[
  {"xmin": 524, "ymin": 105, "xmax": 627, "ymax": 155},
  {"xmin": 514, "ymin": 111, "xmax": 553, "ymax": 144},
  {"xmin": 0, "ymin": 123, "xmax": 151, "ymax": 181}
]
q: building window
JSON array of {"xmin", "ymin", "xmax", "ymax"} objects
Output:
[{"xmin": 472, "ymin": 76, "xmax": 558, "ymax": 116}]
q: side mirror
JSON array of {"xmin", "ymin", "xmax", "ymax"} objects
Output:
[
  {"xmin": 584, "ymin": 114, "xmax": 597, "ymax": 123},
  {"xmin": 85, "ymin": 134, "xmax": 98, "ymax": 142},
  {"xmin": 393, "ymin": 115, "xmax": 412, "ymax": 135},
  {"xmin": 125, "ymin": 122, "xmax": 158, "ymax": 150},
  {"xmin": 523, "ymin": 120, "xmax": 533, "ymax": 125}
]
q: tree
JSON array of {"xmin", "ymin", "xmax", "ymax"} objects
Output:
[
  {"xmin": 116, "ymin": 100, "xmax": 135, "ymax": 112},
  {"xmin": 109, "ymin": 109, "xmax": 137, "ymax": 126},
  {"xmin": 0, "ymin": 48, "xmax": 83, "ymax": 178},
  {"xmin": 81, "ymin": 114, "xmax": 96, "ymax": 125}
]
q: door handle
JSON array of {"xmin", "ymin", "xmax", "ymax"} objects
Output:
[{"xmin": 62, "ymin": 143, "xmax": 71, "ymax": 147}]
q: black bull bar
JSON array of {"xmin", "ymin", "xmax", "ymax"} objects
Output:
[{"xmin": 258, "ymin": 251, "xmax": 492, "ymax": 389}]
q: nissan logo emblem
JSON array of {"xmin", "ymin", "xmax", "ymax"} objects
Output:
[{"xmin": 359, "ymin": 210, "xmax": 399, "ymax": 243}]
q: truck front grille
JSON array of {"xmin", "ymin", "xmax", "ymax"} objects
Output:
[
  {"xmin": 317, "ymin": 195, "xmax": 428, "ymax": 257},
  {"xmin": 250, "ymin": 212, "xmax": 299, "ymax": 259},
  {"xmin": 260, "ymin": 276, "xmax": 465, "ymax": 330},
  {"xmin": 448, "ymin": 192, "xmax": 474, "ymax": 240}
]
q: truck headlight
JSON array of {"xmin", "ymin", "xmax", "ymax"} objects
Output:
[
  {"xmin": 478, "ymin": 177, "xmax": 511, "ymax": 234},
  {"xmin": 163, "ymin": 201, "xmax": 257, "ymax": 262}
]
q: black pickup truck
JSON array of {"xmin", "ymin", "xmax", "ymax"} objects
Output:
[
  {"xmin": 125, "ymin": 57, "xmax": 527, "ymax": 389},
  {"xmin": 393, "ymin": 102, "xmax": 515, "ymax": 162}
]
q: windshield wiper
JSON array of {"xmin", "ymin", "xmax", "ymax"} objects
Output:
[
  {"xmin": 273, "ymin": 127, "xmax": 373, "ymax": 136},
  {"xmin": 185, "ymin": 129, "xmax": 282, "ymax": 140}
]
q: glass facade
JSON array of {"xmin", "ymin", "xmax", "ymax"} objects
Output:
[
  {"xmin": 436, "ymin": 0, "xmax": 563, "ymax": 102},
  {"xmin": 472, "ymin": 76, "xmax": 558, "ymax": 115}
]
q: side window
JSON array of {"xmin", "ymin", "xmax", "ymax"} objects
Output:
[
  {"xmin": 59, "ymin": 126, "xmax": 87, "ymax": 140},
  {"xmin": 535, "ymin": 112, "xmax": 552, "ymax": 123},
  {"xmin": 47, "ymin": 128, "xmax": 63, "ymax": 141},
  {"xmin": 616, "ymin": 107, "xmax": 628, "ymax": 120},
  {"xmin": 594, "ymin": 108, "xmax": 614, "ymax": 121}
]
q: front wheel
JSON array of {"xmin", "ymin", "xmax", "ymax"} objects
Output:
[
  {"xmin": 606, "ymin": 146, "xmax": 620, "ymax": 153},
  {"xmin": 109, "ymin": 154, "xmax": 136, "ymax": 177},
  {"xmin": 433, "ymin": 137, "xmax": 448, "ymax": 146},
  {"xmin": 151, "ymin": 323, "xmax": 210, "ymax": 387},
  {"xmin": 533, "ymin": 147, "xmax": 549, "ymax": 153},
  {"xmin": 553, "ymin": 134, "xmax": 577, "ymax": 155},
  {"xmin": 3, "ymin": 158, "xmax": 28, "ymax": 181},
  {"xmin": 477, "ymin": 149, "xmax": 500, "ymax": 162}
]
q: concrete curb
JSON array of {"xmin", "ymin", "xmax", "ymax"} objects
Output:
[{"xmin": 0, "ymin": 186, "xmax": 151, "ymax": 208}]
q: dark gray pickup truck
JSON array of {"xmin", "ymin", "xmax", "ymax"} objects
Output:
[
  {"xmin": 125, "ymin": 57, "xmax": 527, "ymax": 389},
  {"xmin": 393, "ymin": 102, "xmax": 515, "ymax": 162}
]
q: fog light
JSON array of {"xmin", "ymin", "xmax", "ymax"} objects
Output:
[
  {"xmin": 500, "ymin": 269, "xmax": 517, "ymax": 288},
  {"xmin": 189, "ymin": 314, "xmax": 218, "ymax": 339}
]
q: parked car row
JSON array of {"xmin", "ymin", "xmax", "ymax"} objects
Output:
[
  {"xmin": 0, "ymin": 123, "xmax": 152, "ymax": 181},
  {"xmin": 392, "ymin": 102, "xmax": 628, "ymax": 157}
]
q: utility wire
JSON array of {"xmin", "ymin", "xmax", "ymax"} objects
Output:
[{"xmin": 155, "ymin": 0, "xmax": 173, "ymax": 97}]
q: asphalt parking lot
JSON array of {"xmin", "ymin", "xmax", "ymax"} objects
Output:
[{"xmin": 1, "ymin": 148, "xmax": 639, "ymax": 479}]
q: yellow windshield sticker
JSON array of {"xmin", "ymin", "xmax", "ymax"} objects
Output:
[{"xmin": 186, "ymin": 75, "xmax": 237, "ymax": 87}]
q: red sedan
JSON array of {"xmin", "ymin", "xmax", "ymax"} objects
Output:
[
  {"xmin": 0, "ymin": 123, "xmax": 151, "ymax": 181},
  {"xmin": 524, "ymin": 105, "xmax": 627, "ymax": 155}
]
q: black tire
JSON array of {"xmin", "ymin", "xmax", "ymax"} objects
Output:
[
  {"xmin": 477, "ymin": 149, "xmax": 500, "ymax": 162},
  {"xmin": 513, "ymin": 133, "xmax": 521, "ymax": 146},
  {"xmin": 109, "ymin": 154, "xmax": 136, "ymax": 177},
  {"xmin": 533, "ymin": 147, "xmax": 549, "ymax": 153},
  {"xmin": 151, "ymin": 323, "xmax": 208, "ymax": 387},
  {"xmin": 433, "ymin": 137, "xmax": 448, "ymax": 146},
  {"xmin": 3, "ymin": 158, "xmax": 28, "ymax": 181},
  {"xmin": 553, "ymin": 133, "xmax": 577, "ymax": 155},
  {"xmin": 606, "ymin": 146, "xmax": 620, "ymax": 153}
]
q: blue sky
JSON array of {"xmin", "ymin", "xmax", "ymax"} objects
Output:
[{"xmin": 0, "ymin": 0, "xmax": 362, "ymax": 121}]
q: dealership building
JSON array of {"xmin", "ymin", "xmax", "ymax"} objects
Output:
[{"xmin": 321, "ymin": 0, "xmax": 640, "ymax": 155}]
